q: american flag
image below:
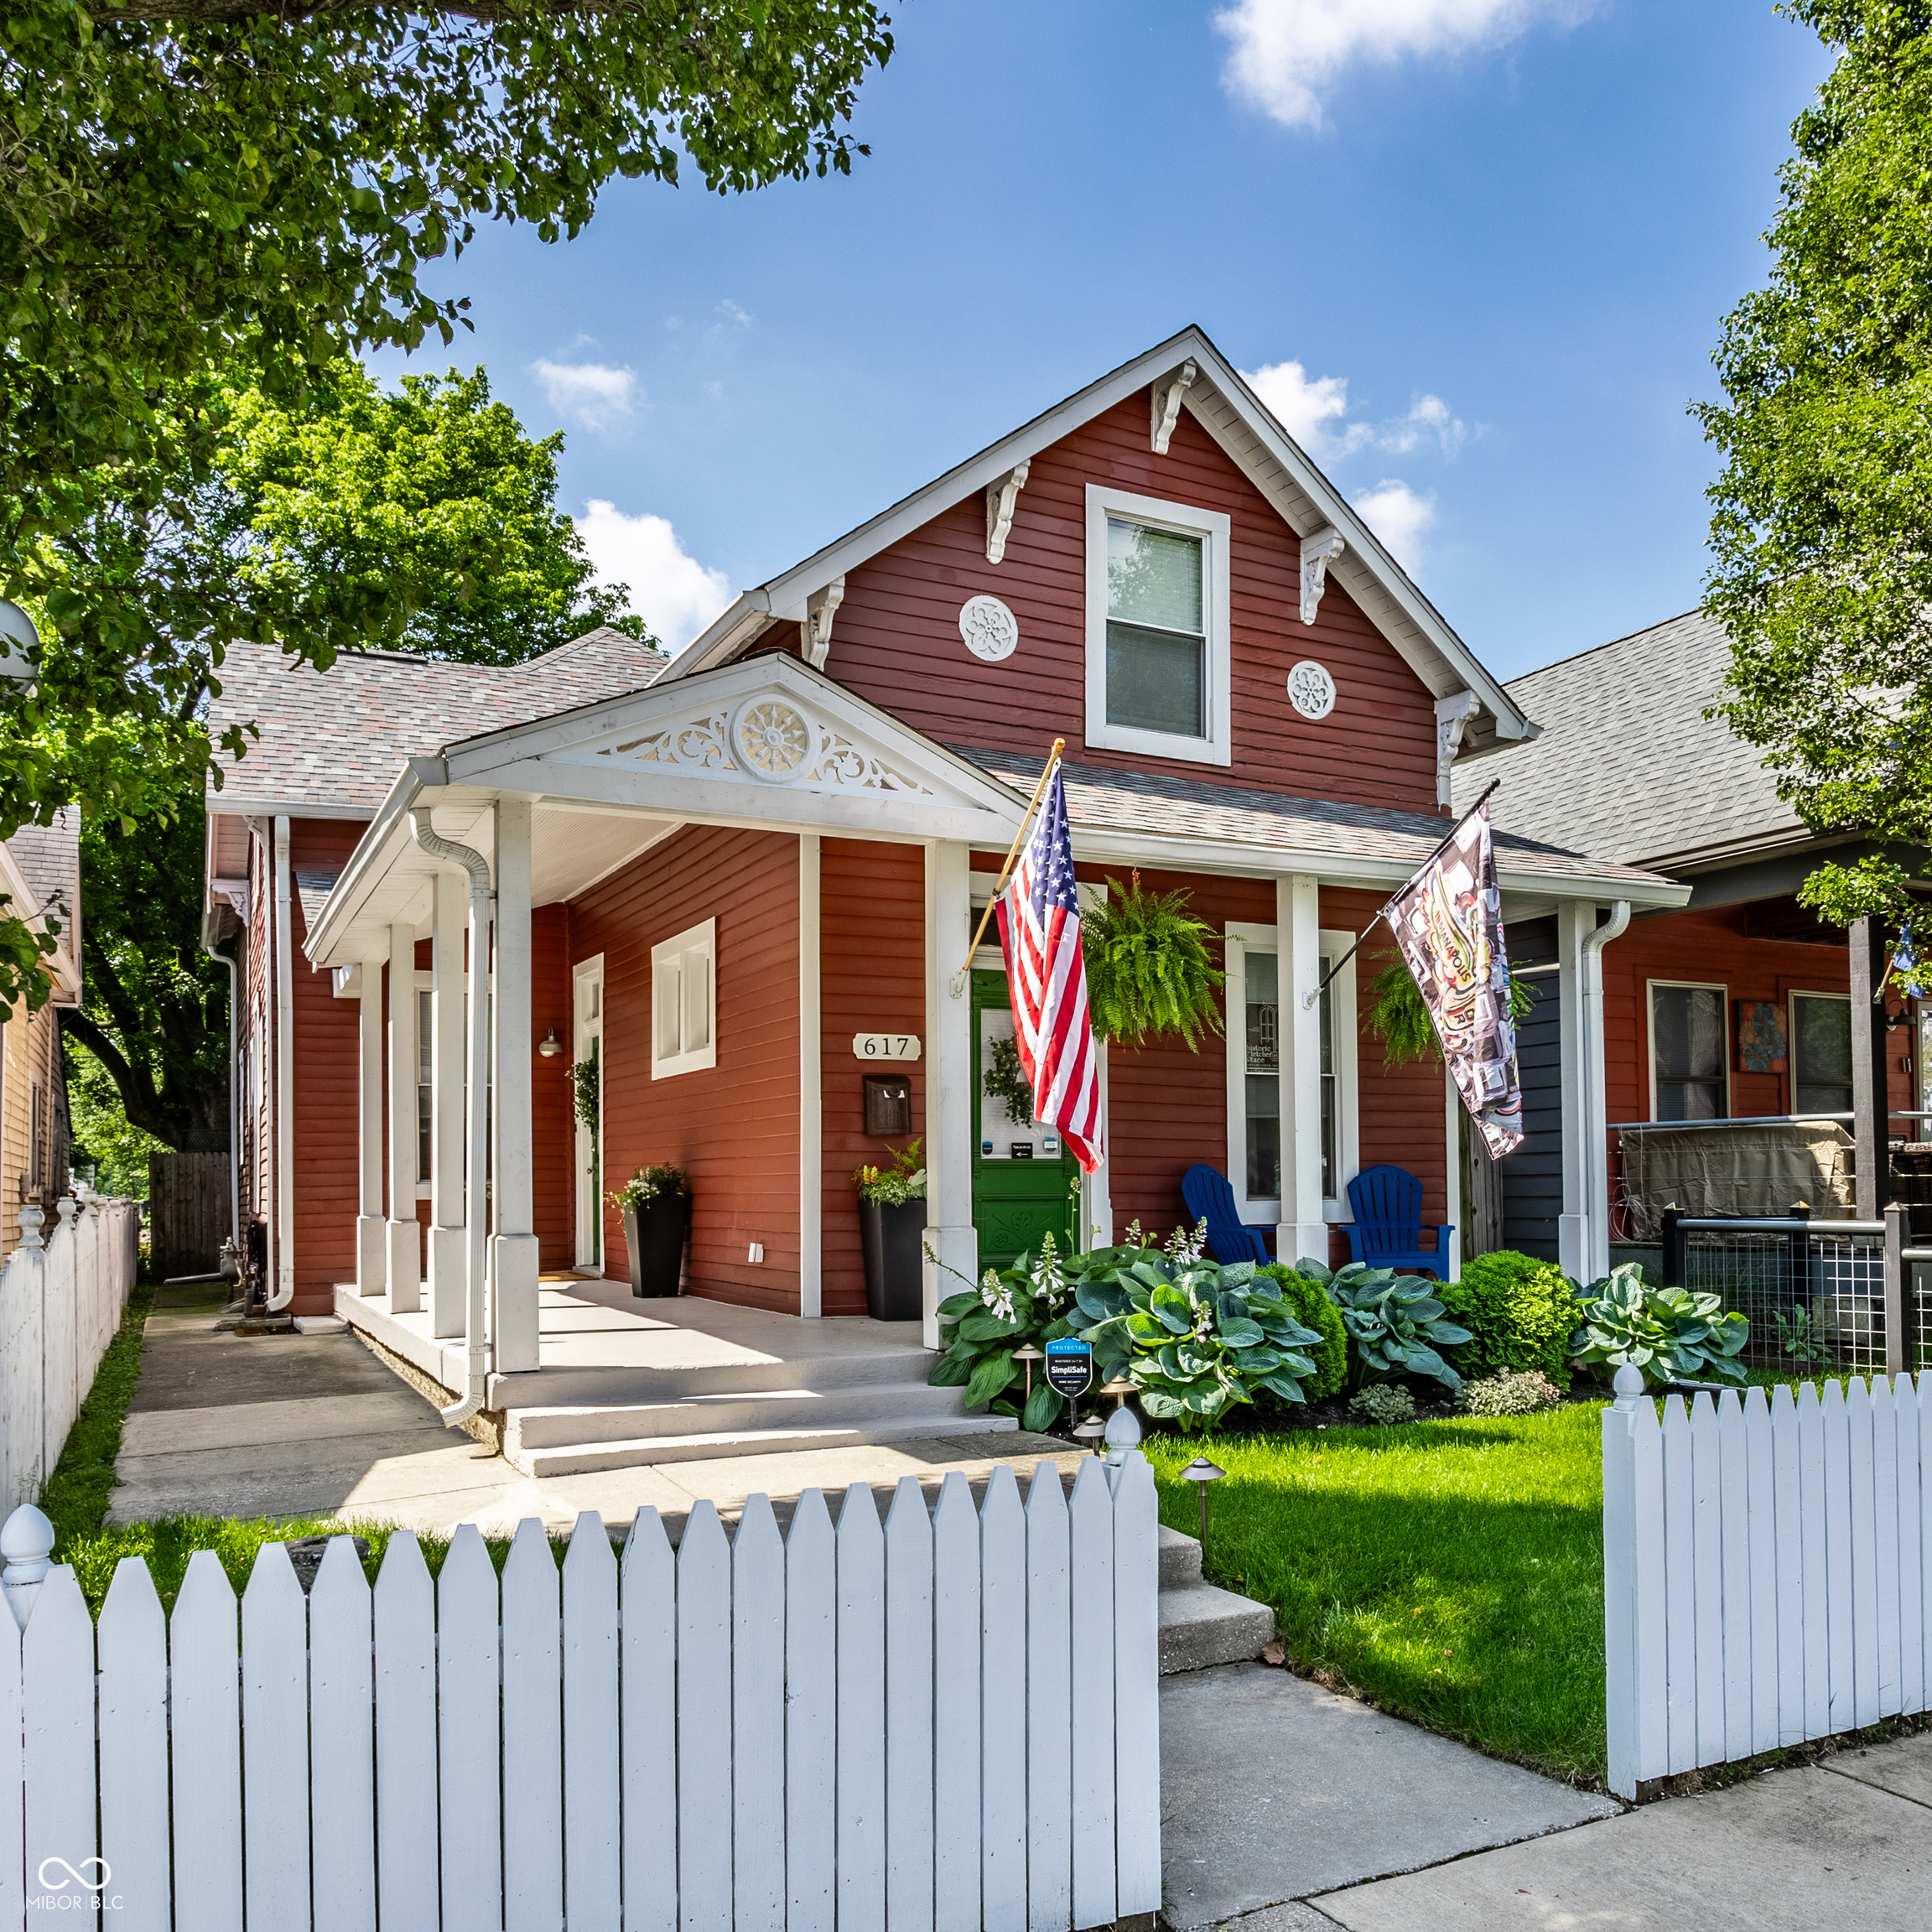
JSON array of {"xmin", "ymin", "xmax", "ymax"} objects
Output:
[{"xmin": 996, "ymin": 766, "xmax": 1104, "ymax": 1173}]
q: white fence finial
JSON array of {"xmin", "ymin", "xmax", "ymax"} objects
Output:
[
  {"xmin": 55, "ymin": 1195, "xmax": 77, "ymax": 1228},
  {"xmin": 1611, "ymin": 1363, "xmax": 1647, "ymax": 1413},
  {"xmin": 16, "ymin": 1202, "xmax": 44, "ymax": 1251},
  {"xmin": 1, "ymin": 1501, "xmax": 55, "ymax": 1629}
]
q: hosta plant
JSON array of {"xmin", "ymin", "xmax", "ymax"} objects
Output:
[
  {"xmin": 1569, "ymin": 1265, "xmax": 1749, "ymax": 1388},
  {"xmin": 1294, "ymin": 1256, "xmax": 1472, "ymax": 1391},
  {"xmin": 1348, "ymin": 1384, "xmax": 1415, "ymax": 1426},
  {"xmin": 1070, "ymin": 1251, "xmax": 1325, "ymax": 1430},
  {"xmin": 927, "ymin": 1234, "xmax": 1080, "ymax": 1431}
]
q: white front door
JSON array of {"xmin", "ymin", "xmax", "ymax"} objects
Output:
[{"xmin": 574, "ymin": 956, "xmax": 605, "ymax": 1270}]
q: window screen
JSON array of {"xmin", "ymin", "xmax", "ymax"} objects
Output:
[
  {"xmin": 1105, "ymin": 517, "xmax": 1205, "ymax": 738},
  {"xmin": 418, "ymin": 988, "xmax": 434, "ymax": 1185},
  {"xmin": 1791, "ymin": 993, "xmax": 1853, "ymax": 1115},
  {"xmin": 1651, "ymin": 984, "xmax": 1727, "ymax": 1120},
  {"xmin": 1244, "ymin": 952, "xmax": 1280, "ymax": 1199}
]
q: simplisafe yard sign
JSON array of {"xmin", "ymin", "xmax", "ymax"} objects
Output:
[{"xmin": 1045, "ymin": 1337, "xmax": 1093, "ymax": 1397}]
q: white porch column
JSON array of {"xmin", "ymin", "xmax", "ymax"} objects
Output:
[
  {"xmin": 799, "ymin": 834, "xmax": 823, "ymax": 1318},
  {"xmin": 924, "ymin": 839, "xmax": 976, "ymax": 1350},
  {"xmin": 385, "ymin": 922, "xmax": 422, "ymax": 1312},
  {"xmin": 427, "ymin": 868, "xmax": 468, "ymax": 1338},
  {"xmin": 356, "ymin": 967, "xmax": 386, "ymax": 1295},
  {"xmin": 1276, "ymin": 874, "xmax": 1328, "ymax": 1266},
  {"xmin": 1555, "ymin": 901, "xmax": 1591, "ymax": 1281},
  {"xmin": 491, "ymin": 797, "xmax": 540, "ymax": 1374}
]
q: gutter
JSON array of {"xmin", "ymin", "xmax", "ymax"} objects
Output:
[
  {"xmin": 269, "ymin": 818, "xmax": 294, "ymax": 1311},
  {"xmin": 1581, "ymin": 900, "xmax": 1633, "ymax": 1284},
  {"xmin": 408, "ymin": 808, "xmax": 494, "ymax": 1426}
]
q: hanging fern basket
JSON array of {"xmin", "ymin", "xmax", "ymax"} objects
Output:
[
  {"xmin": 1081, "ymin": 872, "xmax": 1226, "ymax": 1050},
  {"xmin": 1366, "ymin": 952, "xmax": 1540, "ymax": 1067}
]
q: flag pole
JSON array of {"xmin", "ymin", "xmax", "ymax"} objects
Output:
[
  {"xmin": 948, "ymin": 737, "xmax": 1067, "ymax": 999},
  {"xmin": 1300, "ymin": 777, "xmax": 1503, "ymax": 1010}
]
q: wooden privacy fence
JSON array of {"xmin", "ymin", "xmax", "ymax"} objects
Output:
[
  {"xmin": 1602, "ymin": 1368, "xmax": 1932, "ymax": 1799},
  {"xmin": 0, "ymin": 1457, "xmax": 1161, "ymax": 1932},
  {"xmin": 0, "ymin": 1197, "xmax": 139, "ymax": 1510},
  {"xmin": 146, "ymin": 1150, "xmax": 230, "ymax": 1280}
]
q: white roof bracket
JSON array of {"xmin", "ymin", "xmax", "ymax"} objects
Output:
[
  {"xmin": 801, "ymin": 577, "xmax": 846, "ymax": 670},
  {"xmin": 1434, "ymin": 690, "xmax": 1483, "ymax": 808},
  {"xmin": 984, "ymin": 462, "xmax": 1031, "ymax": 564},
  {"xmin": 1150, "ymin": 360, "xmax": 1197, "ymax": 454},
  {"xmin": 1300, "ymin": 527, "xmax": 1347, "ymax": 625}
]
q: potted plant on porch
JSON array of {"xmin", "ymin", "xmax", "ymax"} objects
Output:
[
  {"xmin": 854, "ymin": 1140, "xmax": 926, "ymax": 1322},
  {"xmin": 610, "ymin": 1164, "xmax": 689, "ymax": 1297}
]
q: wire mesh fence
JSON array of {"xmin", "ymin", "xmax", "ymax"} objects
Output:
[{"xmin": 1676, "ymin": 1220, "xmax": 1893, "ymax": 1379}]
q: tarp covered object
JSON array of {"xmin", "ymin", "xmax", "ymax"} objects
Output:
[{"xmin": 1616, "ymin": 1121, "xmax": 1855, "ymax": 1241}]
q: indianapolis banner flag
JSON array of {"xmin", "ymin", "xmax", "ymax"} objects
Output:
[
  {"xmin": 1385, "ymin": 802, "xmax": 1524, "ymax": 1157},
  {"xmin": 996, "ymin": 766, "xmax": 1104, "ymax": 1172}
]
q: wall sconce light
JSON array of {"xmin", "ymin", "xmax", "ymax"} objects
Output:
[{"xmin": 538, "ymin": 1028, "xmax": 564, "ymax": 1058}]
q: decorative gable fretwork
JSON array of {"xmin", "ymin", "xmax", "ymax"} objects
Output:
[
  {"xmin": 1299, "ymin": 526, "xmax": 1347, "ymax": 625},
  {"xmin": 985, "ymin": 462, "xmax": 1030, "ymax": 564},
  {"xmin": 594, "ymin": 696, "xmax": 935, "ymax": 797},
  {"xmin": 1150, "ymin": 360, "xmax": 1197, "ymax": 454}
]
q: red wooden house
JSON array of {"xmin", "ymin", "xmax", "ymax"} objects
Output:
[{"xmin": 202, "ymin": 329, "xmax": 1680, "ymax": 1469}]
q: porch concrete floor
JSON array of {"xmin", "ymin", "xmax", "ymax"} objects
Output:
[{"xmin": 110, "ymin": 1283, "xmax": 1083, "ymax": 1536}]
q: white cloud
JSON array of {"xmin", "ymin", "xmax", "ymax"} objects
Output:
[
  {"xmin": 532, "ymin": 360, "xmax": 637, "ymax": 432},
  {"xmin": 1245, "ymin": 363, "xmax": 1467, "ymax": 462},
  {"xmin": 577, "ymin": 501, "xmax": 732, "ymax": 651},
  {"xmin": 716, "ymin": 299, "xmax": 753, "ymax": 326},
  {"xmin": 1215, "ymin": 0, "xmax": 1594, "ymax": 129},
  {"xmin": 1351, "ymin": 480, "xmax": 1436, "ymax": 564}
]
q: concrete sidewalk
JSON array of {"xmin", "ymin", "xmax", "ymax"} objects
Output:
[
  {"xmin": 109, "ymin": 1286, "xmax": 1084, "ymax": 1535},
  {"xmin": 1164, "ymin": 1658, "xmax": 1932, "ymax": 1932}
]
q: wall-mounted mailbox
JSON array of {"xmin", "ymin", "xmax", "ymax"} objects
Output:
[{"xmin": 863, "ymin": 1073, "xmax": 912, "ymax": 1139}]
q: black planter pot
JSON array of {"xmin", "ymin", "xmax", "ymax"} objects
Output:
[
  {"xmin": 624, "ymin": 1196, "xmax": 689, "ymax": 1297},
  {"xmin": 859, "ymin": 1197, "xmax": 926, "ymax": 1322}
]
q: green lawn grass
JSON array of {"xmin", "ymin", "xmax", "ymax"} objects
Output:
[
  {"xmin": 1144, "ymin": 1404, "xmax": 1612, "ymax": 1787},
  {"xmin": 39, "ymin": 1278, "xmax": 156, "ymax": 1549}
]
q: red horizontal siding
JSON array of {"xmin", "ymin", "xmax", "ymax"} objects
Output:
[
  {"xmin": 531, "ymin": 905, "xmax": 575, "ymax": 1271},
  {"xmin": 825, "ymin": 395, "xmax": 1441, "ymax": 814}
]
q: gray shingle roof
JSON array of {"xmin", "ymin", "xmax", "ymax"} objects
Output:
[
  {"xmin": 208, "ymin": 626, "xmax": 673, "ymax": 814},
  {"xmin": 959, "ymin": 748, "xmax": 1675, "ymax": 891},
  {"xmin": 3, "ymin": 807, "xmax": 80, "ymax": 969},
  {"xmin": 1451, "ymin": 608, "xmax": 1799, "ymax": 870}
]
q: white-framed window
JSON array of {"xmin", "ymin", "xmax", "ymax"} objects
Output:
[
  {"xmin": 417, "ymin": 984, "xmax": 434, "ymax": 1190},
  {"xmin": 1648, "ymin": 980, "xmax": 1729, "ymax": 1121},
  {"xmin": 1084, "ymin": 484, "xmax": 1232, "ymax": 768},
  {"xmin": 652, "ymin": 918, "xmax": 716, "ymax": 1079},
  {"xmin": 1789, "ymin": 989, "xmax": 1853, "ymax": 1116},
  {"xmin": 1223, "ymin": 922, "xmax": 1359, "ymax": 1222}
]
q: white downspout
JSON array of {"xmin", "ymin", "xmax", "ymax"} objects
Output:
[
  {"xmin": 1581, "ymin": 900, "xmax": 1632, "ymax": 1285},
  {"xmin": 269, "ymin": 818, "xmax": 294, "ymax": 1311},
  {"xmin": 409, "ymin": 809, "xmax": 494, "ymax": 1427}
]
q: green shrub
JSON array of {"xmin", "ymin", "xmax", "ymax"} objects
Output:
[
  {"xmin": 1293, "ymin": 1255, "xmax": 1472, "ymax": 1390},
  {"xmin": 1570, "ymin": 1264, "xmax": 1749, "ymax": 1388},
  {"xmin": 1348, "ymin": 1384, "xmax": 1415, "ymax": 1425},
  {"xmin": 1258, "ymin": 1265, "xmax": 1348, "ymax": 1400},
  {"xmin": 1457, "ymin": 1369, "xmax": 1565, "ymax": 1416},
  {"xmin": 1437, "ymin": 1250, "xmax": 1578, "ymax": 1390}
]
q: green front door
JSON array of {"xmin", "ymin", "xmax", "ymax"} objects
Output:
[{"xmin": 970, "ymin": 970, "xmax": 1080, "ymax": 1270}]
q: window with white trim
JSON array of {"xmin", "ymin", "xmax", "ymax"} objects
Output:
[
  {"xmin": 1789, "ymin": 991, "xmax": 1852, "ymax": 1116},
  {"xmin": 652, "ymin": 918, "xmax": 716, "ymax": 1079},
  {"xmin": 1085, "ymin": 485, "xmax": 1232, "ymax": 767},
  {"xmin": 1649, "ymin": 981, "xmax": 1728, "ymax": 1121},
  {"xmin": 1224, "ymin": 923, "xmax": 1359, "ymax": 1222}
]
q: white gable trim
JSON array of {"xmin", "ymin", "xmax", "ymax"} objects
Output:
[{"xmin": 659, "ymin": 326, "xmax": 1532, "ymax": 744}]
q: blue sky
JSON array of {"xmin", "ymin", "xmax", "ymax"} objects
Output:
[{"xmin": 372, "ymin": 0, "xmax": 1831, "ymax": 678}]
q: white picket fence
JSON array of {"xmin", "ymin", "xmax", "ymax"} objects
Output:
[
  {"xmin": 0, "ymin": 1457, "xmax": 1161, "ymax": 1932},
  {"xmin": 0, "ymin": 1197, "xmax": 139, "ymax": 1511},
  {"xmin": 1602, "ymin": 1370, "xmax": 1932, "ymax": 1798}
]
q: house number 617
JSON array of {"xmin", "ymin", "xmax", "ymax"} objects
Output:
[{"xmin": 853, "ymin": 1034, "xmax": 922, "ymax": 1061}]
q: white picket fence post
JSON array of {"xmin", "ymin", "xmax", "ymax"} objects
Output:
[
  {"xmin": 0, "ymin": 1196, "xmax": 139, "ymax": 1512},
  {"xmin": 0, "ymin": 1458, "xmax": 1161, "ymax": 1929},
  {"xmin": 1603, "ymin": 1371, "xmax": 1932, "ymax": 1798}
]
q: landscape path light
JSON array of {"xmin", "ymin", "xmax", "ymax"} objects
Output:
[
  {"xmin": 1181, "ymin": 1455, "xmax": 1226, "ymax": 1559},
  {"xmin": 1072, "ymin": 1414, "xmax": 1105, "ymax": 1453},
  {"xmin": 1013, "ymin": 1343, "xmax": 1044, "ymax": 1404},
  {"xmin": 1099, "ymin": 1375, "xmax": 1135, "ymax": 1410}
]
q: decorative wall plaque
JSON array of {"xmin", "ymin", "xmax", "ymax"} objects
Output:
[
  {"xmin": 959, "ymin": 595, "xmax": 1019, "ymax": 662},
  {"xmin": 729, "ymin": 697, "xmax": 815, "ymax": 782},
  {"xmin": 1286, "ymin": 660, "xmax": 1337, "ymax": 720}
]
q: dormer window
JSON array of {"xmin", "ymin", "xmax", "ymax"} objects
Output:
[{"xmin": 1084, "ymin": 485, "xmax": 1231, "ymax": 766}]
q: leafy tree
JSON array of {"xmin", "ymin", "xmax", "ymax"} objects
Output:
[
  {"xmin": 59, "ymin": 361, "xmax": 644, "ymax": 1149},
  {"xmin": 0, "ymin": 0, "xmax": 894, "ymax": 988},
  {"xmin": 1701, "ymin": 1, "xmax": 1932, "ymax": 929}
]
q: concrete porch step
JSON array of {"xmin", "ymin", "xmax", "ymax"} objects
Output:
[
  {"xmin": 504, "ymin": 1380, "xmax": 981, "ymax": 1452},
  {"xmin": 505, "ymin": 1412, "xmax": 1019, "ymax": 1477},
  {"xmin": 1158, "ymin": 1525, "xmax": 1275, "ymax": 1675}
]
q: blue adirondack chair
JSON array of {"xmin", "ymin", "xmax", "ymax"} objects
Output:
[
  {"xmin": 1344, "ymin": 1164, "xmax": 1454, "ymax": 1277},
  {"xmin": 1180, "ymin": 1164, "xmax": 1272, "ymax": 1265}
]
